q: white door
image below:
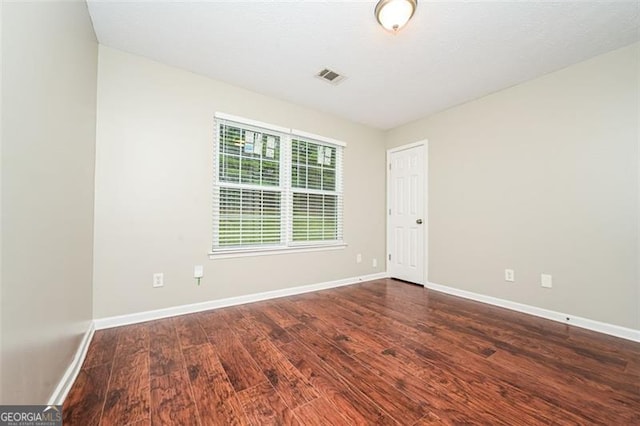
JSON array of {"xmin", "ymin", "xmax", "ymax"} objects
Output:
[{"xmin": 387, "ymin": 144, "xmax": 426, "ymax": 285}]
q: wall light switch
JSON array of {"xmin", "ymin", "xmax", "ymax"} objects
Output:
[
  {"xmin": 541, "ymin": 273, "xmax": 553, "ymax": 288},
  {"xmin": 356, "ymin": 253, "xmax": 362, "ymax": 264},
  {"xmin": 194, "ymin": 265, "xmax": 204, "ymax": 278},
  {"xmin": 372, "ymin": 258, "xmax": 378, "ymax": 268}
]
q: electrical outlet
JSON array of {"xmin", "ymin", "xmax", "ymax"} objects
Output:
[
  {"xmin": 372, "ymin": 258, "xmax": 378, "ymax": 268},
  {"xmin": 541, "ymin": 273, "xmax": 553, "ymax": 288},
  {"xmin": 194, "ymin": 265, "xmax": 204, "ymax": 278},
  {"xmin": 153, "ymin": 272, "xmax": 164, "ymax": 288},
  {"xmin": 356, "ymin": 253, "xmax": 362, "ymax": 264},
  {"xmin": 504, "ymin": 269, "xmax": 515, "ymax": 282}
]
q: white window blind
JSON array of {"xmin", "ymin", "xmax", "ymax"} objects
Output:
[
  {"xmin": 213, "ymin": 118, "xmax": 285, "ymax": 249},
  {"xmin": 291, "ymin": 137, "xmax": 343, "ymax": 244},
  {"xmin": 212, "ymin": 114, "xmax": 344, "ymax": 254}
]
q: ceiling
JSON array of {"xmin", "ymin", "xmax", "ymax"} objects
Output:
[{"xmin": 87, "ymin": 1, "xmax": 640, "ymax": 130}]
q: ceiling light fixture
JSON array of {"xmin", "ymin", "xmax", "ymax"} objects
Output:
[{"xmin": 375, "ymin": 0, "xmax": 417, "ymax": 33}]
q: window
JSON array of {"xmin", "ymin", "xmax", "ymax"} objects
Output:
[
  {"xmin": 212, "ymin": 113, "xmax": 344, "ymax": 256},
  {"xmin": 291, "ymin": 138, "xmax": 339, "ymax": 242}
]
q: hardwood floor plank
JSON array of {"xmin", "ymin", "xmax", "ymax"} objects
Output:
[
  {"xmin": 354, "ymin": 348, "xmax": 490, "ymax": 424},
  {"xmin": 101, "ymin": 351, "xmax": 150, "ymax": 425},
  {"xmin": 279, "ymin": 340, "xmax": 397, "ymax": 425},
  {"xmin": 355, "ymin": 347, "xmax": 549, "ymax": 425},
  {"xmin": 241, "ymin": 309, "xmax": 293, "ymax": 346},
  {"xmin": 261, "ymin": 301, "xmax": 303, "ymax": 328},
  {"xmin": 182, "ymin": 343, "xmax": 223, "ymax": 379},
  {"xmin": 292, "ymin": 396, "xmax": 351, "ymax": 426},
  {"xmin": 126, "ymin": 419, "xmax": 152, "ymax": 426},
  {"xmin": 64, "ymin": 279, "xmax": 640, "ymax": 425},
  {"xmin": 310, "ymin": 284, "xmax": 636, "ymax": 422},
  {"xmin": 150, "ymin": 369, "xmax": 199, "ymax": 426},
  {"xmin": 195, "ymin": 308, "xmax": 239, "ymax": 337},
  {"xmin": 329, "ymin": 282, "xmax": 640, "ymax": 422},
  {"xmin": 282, "ymin": 299, "xmax": 372, "ymax": 355},
  {"xmin": 415, "ymin": 303, "xmax": 640, "ymax": 406},
  {"xmin": 113, "ymin": 323, "xmax": 150, "ymax": 360},
  {"xmin": 83, "ymin": 328, "xmax": 120, "ymax": 369},
  {"xmin": 208, "ymin": 327, "xmax": 267, "ymax": 392},
  {"xmin": 403, "ymin": 284, "xmax": 633, "ymax": 378},
  {"xmin": 426, "ymin": 296, "xmax": 631, "ymax": 377},
  {"xmin": 293, "ymin": 294, "xmax": 394, "ymax": 353},
  {"xmin": 185, "ymin": 344, "xmax": 248, "ymax": 426},
  {"xmin": 234, "ymin": 318, "xmax": 319, "ymax": 409},
  {"xmin": 217, "ymin": 305, "xmax": 247, "ymax": 324},
  {"xmin": 237, "ymin": 382, "xmax": 298, "ymax": 426},
  {"xmin": 288, "ymin": 323, "xmax": 427, "ymax": 424},
  {"xmin": 400, "ymin": 337, "xmax": 598, "ymax": 425},
  {"xmin": 174, "ymin": 314, "xmax": 208, "ymax": 348},
  {"xmin": 148, "ymin": 319, "xmax": 183, "ymax": 378},
  {"xmin": 63, "ymin": 365, "xmax": 111, "ymax": 426},
  {"xmin": 625, "ymin": 357, "xmax": 640, "ymax": 375},
  {"xmin": 412, "ymin": 412, "xmax": 447, "ymax": 425},
  {"xmin": 324, "ymin": 289, "xmax": 497, "ymax": 369},
  {"xmin": 487, "ymin": 348, "xmax": 640, "ymax": 424}
]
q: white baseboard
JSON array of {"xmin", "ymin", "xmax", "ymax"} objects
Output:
[
  {"xmin": 94, "ymin": 272, "xmax": 388, "ymax": 330},
  {"xmin": 48, "ymin": 321, "xmax": 95, "ymax": 405},
  {"xmin": 425, "ymin": 281, "xmax": 640, "ymax": 343}
]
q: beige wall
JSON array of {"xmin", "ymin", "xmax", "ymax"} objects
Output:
[
  {"xmin": 93, "ymin": 46, "xmax": 386, "ymax": 318},
  {"xmin": 386, "ymin": 43, "xmax": 640, "ymax": 329},
  {"xmin": 0, "ymin": 0, "xmax": 4, "ymax": 405},
  {"xmin": 1, "ymin": 1, "xmax": 97, "ymax": 403}
]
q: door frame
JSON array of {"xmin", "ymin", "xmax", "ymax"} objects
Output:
[{"xmin": 386, "ymin": 140, "xmax": 429, "ymax": 285}]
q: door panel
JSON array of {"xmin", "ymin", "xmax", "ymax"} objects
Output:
[{"xmin": 388, "ymin": 145, "xmax": 425, "ymax": 285}]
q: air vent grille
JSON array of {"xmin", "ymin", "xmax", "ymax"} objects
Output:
[{"xmin": 316, "ymin": 68, "xmax": 346, "ymax": 85}]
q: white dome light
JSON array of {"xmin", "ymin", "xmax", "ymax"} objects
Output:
[{"xmin": 375, "ymin": 0, "xmax": 418, "ymax": 33}]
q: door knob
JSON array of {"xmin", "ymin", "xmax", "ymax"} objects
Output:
[{"xmin": 416, "ymin": 219, "xmax": 423, "ymax": 224}]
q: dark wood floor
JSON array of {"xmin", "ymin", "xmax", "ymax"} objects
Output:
[{"xmin": 63, "ymin": 278, "xmax": 640, "ymax": 425}]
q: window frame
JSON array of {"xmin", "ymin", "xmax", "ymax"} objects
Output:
[{"xmin": 210, "ymin": 113, "xmax": 346, "ymax": 259}]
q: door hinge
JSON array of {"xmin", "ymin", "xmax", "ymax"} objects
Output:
[
  {"xmin": 388, "ymin": 254, "xmax": 391, "ymax": 261},
  {"xmin": 388, "ymin": 163, "xmax": 392, "ymax": 170},
  {"xmin": 388, "ymin": 208, "xmax": 391, "ymax": 215}
]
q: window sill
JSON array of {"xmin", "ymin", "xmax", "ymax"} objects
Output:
[{"xmin": 209, "ymin": 243, "xmax": 347, "ymax": 259}]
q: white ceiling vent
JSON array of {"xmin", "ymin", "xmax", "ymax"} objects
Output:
[{"xmin": 316, "ymin": 68, "xmax": 346, "ymax": 85}]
